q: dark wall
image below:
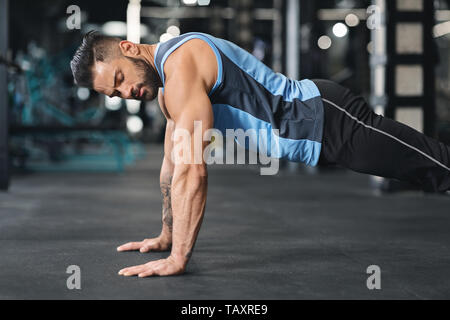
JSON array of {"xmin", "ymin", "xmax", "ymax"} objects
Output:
[
  {"xmin": 1, "ymin": 0, "xmax": 10, "ymax": 190},
  {"xmin": 9, "ymin": 0, "xmax": 128, "ymax": 55}
]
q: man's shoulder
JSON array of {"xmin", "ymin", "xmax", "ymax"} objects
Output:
[
  {"xmin": 163, "ymin": 38, "xmax": 218, "ymax": 96},
  {"xmin": 164, "ymin": 37, "xmax": 215, "ymax": 68}
]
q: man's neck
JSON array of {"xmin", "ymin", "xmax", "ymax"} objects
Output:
[
  {"xmin": 135, "ymin": 43, "xmax": 163, "ymax": 87},
  {"xmin": 137, "ymin": 43, "xmax": 158, "ymax": 72}
]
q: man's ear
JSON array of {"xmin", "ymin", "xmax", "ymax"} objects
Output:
[{"xmin": 119, "ymin": 40, "xmax": 139, "ymax": 56}]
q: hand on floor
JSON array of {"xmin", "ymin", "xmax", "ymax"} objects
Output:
[
  {"xmin": 117, "ymin": 236, "xmax": 171, "ymax": 253},
  {"xmin": 118, "ymin": 255, "xmax": 185, "ymax": 277}
]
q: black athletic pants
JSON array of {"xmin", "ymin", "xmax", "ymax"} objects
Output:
[{"xmin": 311, "ymin": 79, "xmax": 450, "ymax": 193}]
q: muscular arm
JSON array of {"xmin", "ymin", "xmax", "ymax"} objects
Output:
[
  {"xmin": 159, "ymin": 88, "xmax": 175, "ymax": 243},
  {"xmin": 158, "ymin": 48, "xmax": 213, "ymax": 267},
  {"xmin": 159, "ymin": 121, "xmax": 175, "ymax": 245},
  {"xmin": 168, "ymin": 96, "xmax": 211, "ymax": 266},
  {"xmin": 117, "ymin": 89, "xmax": 174, "ymax": 253}
]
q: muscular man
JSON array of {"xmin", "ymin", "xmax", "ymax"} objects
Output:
[{"xmin": 70, "ymin": 31, "xmax": 450, "ymax": 277}]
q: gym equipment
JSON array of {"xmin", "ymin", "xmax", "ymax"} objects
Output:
[
  {"xmin": 8, "ymin": 43, "xmax": 145, "ymax": 173},
  {"xmin": 369, "ymin": 0, "xmax": 439, "ymax": 192}
]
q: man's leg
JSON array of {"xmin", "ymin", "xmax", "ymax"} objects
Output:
[{"xmin": 312, "ymin": 79, "xmax": 450, "ymax": 193}]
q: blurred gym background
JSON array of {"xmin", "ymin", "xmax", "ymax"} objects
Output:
[
  {"xmin": 2, "ymin": 0, "xmax": 450, "ymax": 300},
  {"xmin": 1, "ymin": 0, "xmax": 450, "ymax": 190}
]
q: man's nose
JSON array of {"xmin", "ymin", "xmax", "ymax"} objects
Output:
[{"xmin": 119, "ymin": 85, "xmax": 134, "ymax": 99}]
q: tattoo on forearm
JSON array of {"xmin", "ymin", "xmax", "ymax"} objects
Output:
[{"xmin": 161, "ymin": 175, "xmax": 173, "ymax": 233}]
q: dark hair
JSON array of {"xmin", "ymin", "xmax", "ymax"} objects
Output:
[{"xmin": 70, "ymin": 31, "xmax": 122, "ymax": 88}]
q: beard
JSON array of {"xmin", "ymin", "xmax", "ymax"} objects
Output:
[{"xmin": 125, "ymin": 56, "xmax": 160, "ymax": 101}]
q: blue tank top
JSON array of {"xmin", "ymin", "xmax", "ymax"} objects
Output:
[{"xmin": 154, "ymin": 32, "xmax": 324, "ymax": 166}]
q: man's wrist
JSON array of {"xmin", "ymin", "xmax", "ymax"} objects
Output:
[
  {"xmin": 158, "ymin": 232, "xmax": 172, "ymax": 245},
  {"xmin": 170, "ymin": 251, "xmax": 191, "ymax": 268}
]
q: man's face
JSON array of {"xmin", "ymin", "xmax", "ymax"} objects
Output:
[{"xmin": 92, "ymin": 55, "xmax": 159, "ymax": 101}]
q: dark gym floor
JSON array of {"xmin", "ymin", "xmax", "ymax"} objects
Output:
[{"xmin": 1, "ymin": 144, "xmax": 449, "ymax": 300}]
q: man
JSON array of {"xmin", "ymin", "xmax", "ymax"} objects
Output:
[{"xmin": 70, "ymin": 31, "xmax": 450, "ymax": 277}]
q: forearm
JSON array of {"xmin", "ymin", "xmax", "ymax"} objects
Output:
[
  {"xmin": 170, "ymin": 165, "xmax": 208, "ymax": 266},
  {"xmin": 159, "ymin": 157, "xmax": 174, "ymax": 243}
]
